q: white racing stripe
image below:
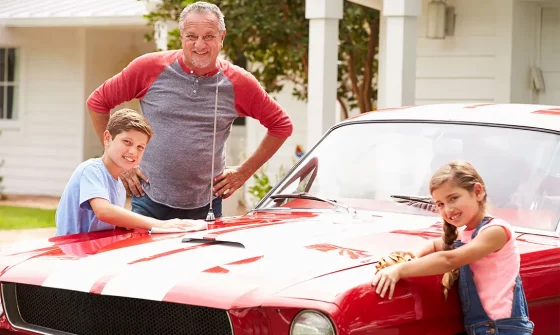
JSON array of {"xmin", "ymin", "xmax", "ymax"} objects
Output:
[
  {"xmin": 210, "ymin": 215, "xmax": 436, "ymax": 249},
  {"xmin": 161, "ymin": 244, "xmax": 375, "ymax": 307},
  {"xmin": 0, "ymin": 240, "xmax": 55, "ymax": 257},
  {"xmin": 100, "ymin": 242, "xmax": 261, "ymax": 301},
  {"xmin": 40, "ymin": 236, "xmax": 195, "ymax": 292}
]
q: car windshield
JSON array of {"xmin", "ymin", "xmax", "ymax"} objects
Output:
[{"xmin": 258, "ymin": 122, "xmax": 560, "ymax": 233}]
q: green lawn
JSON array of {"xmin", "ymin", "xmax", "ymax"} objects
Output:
[{"xmin": 0, "ymin": 206, "xmax": 56, "ymax": 230}]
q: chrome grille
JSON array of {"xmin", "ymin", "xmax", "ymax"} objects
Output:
[{"xmin": 2, "ymin": 283, "xmax": 232, "ymax": 335}]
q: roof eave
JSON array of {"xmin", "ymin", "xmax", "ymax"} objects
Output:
[{"xmin": 0, "ymin": 16, "xmax": 148, "ymax": 27}]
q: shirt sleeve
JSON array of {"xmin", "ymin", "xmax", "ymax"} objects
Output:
[
  {"xmin": 79, "ymin": 165, "xmax": 111, "ymax": 210},
  {"xmin": 86, "ymin": 51, "xmax": 177, "ymax": 113},
  {"xmin": 229, "ymin": 65, "xmax": 294, "ymax": 139}
]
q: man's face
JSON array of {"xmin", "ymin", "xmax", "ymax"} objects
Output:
[{"xmin": 181, "ymin": 12, "xmax": 225, "ymax": 72}]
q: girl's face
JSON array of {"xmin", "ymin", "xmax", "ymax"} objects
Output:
[{"xmin": 432, "ymin": 181, "xmax": 485, "ymax": 229}]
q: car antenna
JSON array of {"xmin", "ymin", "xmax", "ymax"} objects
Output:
[{"xmin": 205, "ymin": 69, "xmax": 220, "ymax": 222}]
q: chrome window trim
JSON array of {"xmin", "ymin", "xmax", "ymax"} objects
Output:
[{"xmin": 515, "ymin": 226, "xmax": 560, "ymax": 238}]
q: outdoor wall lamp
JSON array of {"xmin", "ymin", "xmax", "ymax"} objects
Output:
[{"xmin": 427, "ymin": 0, "xmax": 455, "ymax": 39}]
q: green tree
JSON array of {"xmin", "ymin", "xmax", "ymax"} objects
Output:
[{"xmin": 143, "ymin": 0, "xmax": 379, "ymax": 117}]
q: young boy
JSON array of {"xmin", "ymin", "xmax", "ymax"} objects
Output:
[{"xmin": 56, "ymin": 109, "xmax": 196, "ymax": 236}]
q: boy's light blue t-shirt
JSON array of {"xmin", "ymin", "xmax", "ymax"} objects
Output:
[{"xmin": 55, "ymin": 158, "xmax": 126, "ymax": 236}]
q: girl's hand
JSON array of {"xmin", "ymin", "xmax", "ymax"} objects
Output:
[
  {"xmin": 372, "ymin": 264, "xmax": 403, "ymax": 300},
  {"xmin": 375, "ymin": 251, "xmax": 415, "ymax": 270},
  {"xmin": 392, "ymin": 251, "xmax": 416, "ymax": 260}
]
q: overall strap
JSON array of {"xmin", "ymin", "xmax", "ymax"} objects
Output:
[
  {"xmin": 510, "ymin": 275, "xmax": 531, "ymax": 318},
  {"xmin": 471, "ymin": 216, "xmax": 494, "ymax": 239},
  {"xmin": 455, "ymin": 216, "xmax": 494, "ymax": 326}
]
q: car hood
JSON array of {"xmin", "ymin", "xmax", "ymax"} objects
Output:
[{"xmin": 0, "ymin": 212, "xmax": 441, "ymax": 309}]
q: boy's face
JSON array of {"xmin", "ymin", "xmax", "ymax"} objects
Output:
[{"xmin": 103, "ymin": 130, "xmax": 149, "ymax": 169}]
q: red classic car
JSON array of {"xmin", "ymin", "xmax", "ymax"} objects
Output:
[{"xmin": 1, "ymin": 103, "xmax": 559, "ymax": 335}]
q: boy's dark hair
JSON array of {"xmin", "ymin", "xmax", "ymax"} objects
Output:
[{"xmin": 106, "ymin": 109, "xmax": 153, "ymax": 141}]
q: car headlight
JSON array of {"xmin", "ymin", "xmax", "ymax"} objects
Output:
[{"xmin": 290, "ymin": 310, "xmax": 335, "ymax": 335}]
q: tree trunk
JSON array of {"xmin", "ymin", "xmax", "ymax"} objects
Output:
[
  {"xmin": 234, "ymin": 51, "xmax": 248, "ymax": 69},
  {"xmin": 361, "ymin": 17, "xmax": 379, "ymax": 113},
  {"xmin": 348, "ymin": 51, "xmax": 366, "ymax": 114},
  {"xmin": 337, "ymin": 96, "xmax": 349, "ymax": 119}
]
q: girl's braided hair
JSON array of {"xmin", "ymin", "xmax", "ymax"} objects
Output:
[{"xmin": 429, "ymin": 160, "xmax": 487, "ymax": 299}]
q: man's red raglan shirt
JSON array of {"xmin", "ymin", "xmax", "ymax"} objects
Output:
[{"xmin": 87, "ymin": 50, "xmax": 293, "ymax": 209}]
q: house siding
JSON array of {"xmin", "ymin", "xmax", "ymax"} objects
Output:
[
  {"xmin": 83, "ymin": 28, "xmax": 154, "ymax": 161},
  {"xmin": 538, "ymin": 7, "xmax": 560, "ymax": 105},
  {"xmin": 0, "ymin": 26, "xmax": 154, "ymax": 197},
  {"xmin": 243, "ymin": 0, "xmax": 511, "ymax": 206},
  {"xmin": 0, "ymin": 28, "xmax": 85, "ymax": 196},
  {"xmin": 415, "ymin": 0, "xmax": 497, "ymax": 105}
]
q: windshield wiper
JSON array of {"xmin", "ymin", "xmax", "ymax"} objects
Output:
[
  {"xmin": 390, "ymin": 194, "xmax": 433, "ymax": 204},
  {"xmin": 270, "ymin": 192, "xmax": 357, "ymax": 216},
  {"xmin": 390, "ymin": 194, "xmax": 438, "ymax": 213}
]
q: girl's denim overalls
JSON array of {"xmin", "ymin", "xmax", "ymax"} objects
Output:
[{"xmin": 454, "ymin": 216, "xmax": 535, "ymax": 335}]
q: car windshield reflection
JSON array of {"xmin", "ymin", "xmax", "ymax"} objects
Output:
[{"xmin": 258, "ymin": 122, "xmax": 560, "ymax": 232}]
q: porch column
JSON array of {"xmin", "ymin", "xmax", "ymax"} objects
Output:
[
  {"xmin": 145, "ymin": 0, "xmax": 168, "ymax": 51},
  {"xmin": 305, "ymin": 0, "xmax": 343, "ymax": 150},
  {"xmin": 154, "ymin": 21, "xmax": 169, "ymax": 51},
  {"xmin": 377, "ymin": 0, "xmax": 422, "ymax": 109}
]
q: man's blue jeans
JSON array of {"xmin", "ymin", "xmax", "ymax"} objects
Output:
[{"xmin": 131, "ymin": 194, "xmax": 222, "ymax": 220}]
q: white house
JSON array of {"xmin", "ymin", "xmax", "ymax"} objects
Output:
[
  {"xmin": 0, "ymin": 0, "xmax": 155, "ymax": 195},
  {"xmin": 1, "ymin": 0, "xmax": 559, "ymax": 215},
  {"xmin": 248, "ymin": 0, "xmax": 560, "ymax": 210},
  {"xmin": 303, "ymin": 0, "xmax": 560, "ymax": 146}
]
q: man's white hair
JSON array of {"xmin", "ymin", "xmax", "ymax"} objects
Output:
[{"xmin": 179, "ymin": 1, "xmax": 226, "ymax": 34}]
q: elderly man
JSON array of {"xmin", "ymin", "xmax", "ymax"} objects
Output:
[{"xmin": 86, "ymin": 1, "xmax": 293, "ymax": 220}]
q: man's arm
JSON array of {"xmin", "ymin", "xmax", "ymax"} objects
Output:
[
  {"xmin": 90, "ymin": 111, "xmax": 110, "ymax": 144},
  {"xmin": 240, "ymin": 134, "xmax": 286, "ymax": 176},
  {"xmin": 213, "ymin": 67, "xmax": 294, "ymax": 199},
  {"xmin": 213, "ymin": 134, "xmax": 286, "ymax": 198},
  {"xmin": 86, "ymin": 52, "xmax": 173, "ymax": 143}
]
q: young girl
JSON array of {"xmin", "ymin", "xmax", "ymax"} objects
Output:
[{"xmin": 372, "ymin": 160, "xmax": 534, "ymax": 335}]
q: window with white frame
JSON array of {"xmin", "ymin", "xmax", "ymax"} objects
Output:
[{"xmin": 0, "ymin": 48, "xmax": 19, "ymax": 120}]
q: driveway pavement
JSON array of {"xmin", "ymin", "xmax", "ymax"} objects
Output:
[{"xmin": 0, "ymin": 227, "xmax": 56, "ymax": 246}]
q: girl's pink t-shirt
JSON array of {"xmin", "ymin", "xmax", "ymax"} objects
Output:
[{"xmin": 458, "ymin": 219, "xmax": 519, "ymax": 320}]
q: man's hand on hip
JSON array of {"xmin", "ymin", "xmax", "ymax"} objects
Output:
[
  {"xmin": 121, "ymin": 167, "xmax": 149, "ymax": 197},
  {"xmin": 213, "ymin": 166, "xmax": 250, "ymax": 199}
]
